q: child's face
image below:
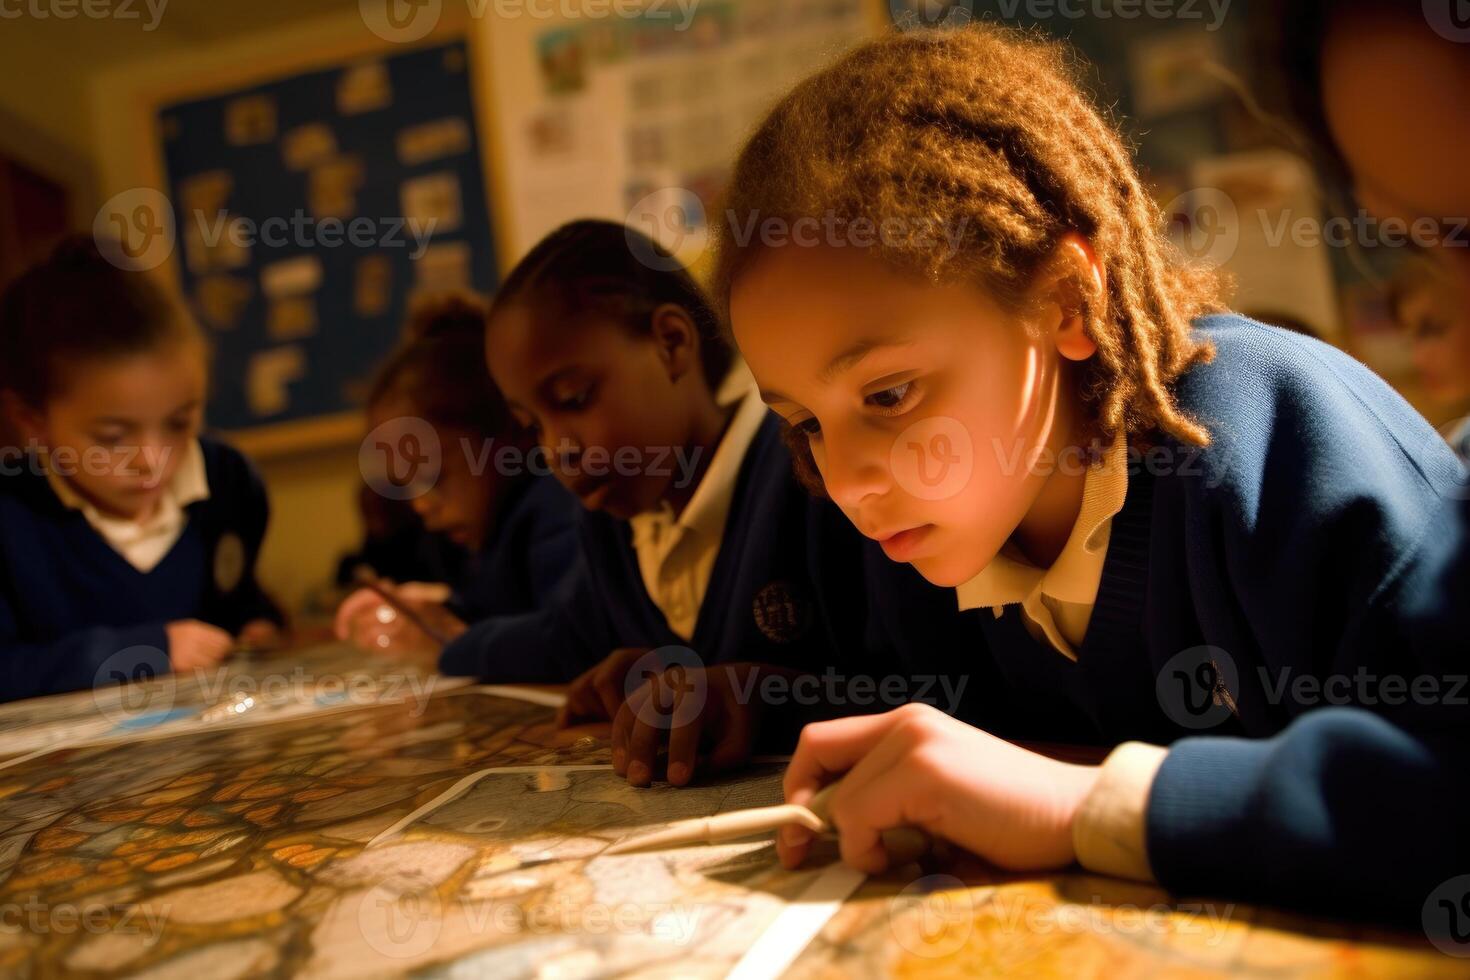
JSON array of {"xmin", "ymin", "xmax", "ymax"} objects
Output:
[
  {"xmin": 1322, "ymin": 10, "xmax": 1470, "ymax": 294},
  {"xmin": 369, "ymin": 398, "xmax": 496, "ymax": 551},
  {"xmin": 731, "ymin": 245, "xmax": 1080, "ymax": 587},
  {"xmin": 1400, "ymin": 278, "xmax": 1470, "ymax": 406},
  {"xmin": 486, "ymin": 304, "xmax": 697, "ymax": 521},
  {"xmin": 26, "ymin": 341, "xmax": 206, "ymax": 521}
]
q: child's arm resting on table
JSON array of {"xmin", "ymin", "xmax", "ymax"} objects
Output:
[
  {"xmin": 0, "ymin": 590, "xmax": 234, "ymax": 701},
  {"xmin": 437, "ymin": 548, "xmax": 612, "ymax": 684}
]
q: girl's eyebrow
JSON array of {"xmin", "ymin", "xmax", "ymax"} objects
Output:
[
  {"xmin": 168, "ymin": 399, "xmax": 203, "ymax": 415},
  {"xmin": 819, "ymin": 337, "xmax": 914, "ymax": 383}
]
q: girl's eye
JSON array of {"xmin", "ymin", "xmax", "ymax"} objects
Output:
[
  {"xmin": 92, "ymin": 432, "xmax": 126, "ymax": 447},
  {"xmin": 556, "ymin": 387, "xmax": 594, "ymax": 412},
  {"xmin": 865, "ymin": 382, "xmax": 913, "ymax": 411},
  {"xmin": 793, "ymin": 417, "xmax": 822, "ymax": 439}
]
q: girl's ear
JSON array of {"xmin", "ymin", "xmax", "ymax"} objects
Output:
[
  {"xmin": 1049, "ymin": 234, "xmax": 1104, "ymax": 363},
  {"xmin": 649, "ymin": 303, "xmax": 700, "ymax": 382},
  {"xmin": 0, "ymin": 390, "xmax": 45, "ymax": 448}
]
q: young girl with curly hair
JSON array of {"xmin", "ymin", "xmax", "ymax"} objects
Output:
[{"xmin": 707, "ymin": 26, "xmax": 1467, "ymax": 920}]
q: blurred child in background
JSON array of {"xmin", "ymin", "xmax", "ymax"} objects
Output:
[
  {"xmin": 0, "ymin": 237, "xmax": 282, "ymax": 701},
  {"xmin": 442, "ymin": 220, "xmax": 997, "ymax": 787},
  {"xmin": 1389, "ymin": 255, "xmax": 1470, "ymax": 457},
  {"xmin": 335, "ymin": 292, "xmax": 579, "ymax": 655}
]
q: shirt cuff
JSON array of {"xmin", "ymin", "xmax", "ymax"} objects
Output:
[{"xmin": 1072, "ymin": 741, "xmax": 1168, "ymax": 882}]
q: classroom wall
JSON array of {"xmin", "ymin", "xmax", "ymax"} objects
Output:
[{"xmin": 86, "ymin": 10, "xmax": 421, "ymax": 617}]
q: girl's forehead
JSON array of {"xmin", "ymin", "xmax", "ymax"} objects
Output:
[{"xmin": 50, "ymin": 344, "xmax": 206, "ymax": 416}]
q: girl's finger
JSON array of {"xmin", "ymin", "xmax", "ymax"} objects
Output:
[
  {"xmin": 334, "ymin": 589, "xmax": 377, "ymax": 639},
  {"xmin": 611, "ymin": 687, "xmax": 647, "ymax": 775},
  {"xmin": 782, "ymin": 710, "xmax": 910, "ymax": 804},
  {"xmin": 704, "ymin": 696, "xmax": 752, "ymax": 773},
  {"xmin": 665, "ymin": 685, "xmax": 704, "ymax": 786},
  {"xmin": 623, "ymin": 705, "xmax": 664, "ymax": 787},
  {"xmin": 823, "ymin": 723, "xmax": 935, "ymax": 875}
]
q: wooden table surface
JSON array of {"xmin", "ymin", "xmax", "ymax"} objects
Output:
[{"xmin": 0, "ymin": 647, "xmax": 1458, "ymax": 978}]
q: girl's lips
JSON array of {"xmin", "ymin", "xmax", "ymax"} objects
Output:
[{"xmin": 876, "ymin": 524, "xmax": 935, "ymax": 562}]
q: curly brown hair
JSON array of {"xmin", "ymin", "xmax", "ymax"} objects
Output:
[{"xmin": 712, "ymin": 25, "xmax": 1226, "ymax": 476}]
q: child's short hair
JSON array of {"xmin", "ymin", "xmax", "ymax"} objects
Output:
[
  {"xmin": 713, "ymin": 26, "xmax": 1225, "ymax": 451},
  {"xmin": 491, "ymin": 219, "xmax": 734, "ymax": 389},
  {"xmin": 0, "ymin": 235, "xmax": 202, "ymax": 407},
  {"xmin": 370, "ymin": 290, "xmax": 515, "ymax": 438}
]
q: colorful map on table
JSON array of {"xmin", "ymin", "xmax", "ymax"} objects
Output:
[
  {"xmin": 0, "ymin": 688, "xmax": 859, "ymax": 977},
  {"xmin": 0, "ymin": 644, "xmax": 464, "ymax": 759}
]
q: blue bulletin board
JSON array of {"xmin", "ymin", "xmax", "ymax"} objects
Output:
[{"xmin": 157, "ymin": 40, "xmax": 498, "ymax": 443}]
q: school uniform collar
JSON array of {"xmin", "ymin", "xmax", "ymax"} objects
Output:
[
  {"xmin": 46, "ymin": 439, "xmax": 210, "ymax": 523},
  {"xmin": 956, "ymin": 435, "xmax": 1129, "ymax": 612},
  {"xmin": 630, "ymin": 385, "xmax": 768, "ymax": 548}
]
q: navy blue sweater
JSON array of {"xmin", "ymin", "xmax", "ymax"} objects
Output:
[
  {"xmin": 445, "ymin": 473, "xmax": 579, "ymax": 622},
  {"xmin": 440, "ymin": 413, "xmax": 905, "ymax": 683},
  {"xmin": 0, "ymin": 438, "xmax": 279, "ymax": 702},
  {"xmin": 946, "ymin": 314, "xmax": 1469, "ymax": 919}
]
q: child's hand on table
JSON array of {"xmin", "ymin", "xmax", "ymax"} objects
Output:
[
  {"xmin": 778, "ymin": 703, "xmax": 1102, "ymax": 875},
  {"xmin": 556, "ymin": 647, "xmax": 652, "ymax": 726},
  {"xmin": 166, "ymin": 619, "xmax": 234, "ymax": 671},
  {"xmin": 334, "ymin": 581, "xmax": 464, "ymax": 657},
  {"xmin": 613, "ymin": 662, "xmax": 795, "ymax": 788},
  {"xmin": 237, "ymin": 619, "xmax": 284, "ymax": 651}
]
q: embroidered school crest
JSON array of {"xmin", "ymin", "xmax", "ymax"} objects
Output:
[
  {"xmin": 213, "ymin": 532, "xmax": 245, "ymax": 594},
  {"xmin": 751, "ymin": 580, "xmax": 812, "ymax": 645}
]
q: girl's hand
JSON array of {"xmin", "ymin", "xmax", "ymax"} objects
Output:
[
  {"xmin": 613, "ymin": 662, "xmax": 774, "ymax": 788},
  {"xmin": 166, "ymin": 619, "xmax": 234, "ymax": 672},
  {"xmin": 778, "ymin": 703, "xmax": 1101, "ymax": 874},
  {"xmin": 556, "ymin": 647, "xmax": 651, "ymax": 727},
  {"xmin": 333, "ymin": 581, "xmax": 451, "ymax": 642},
  {"xmin": 334, "ymin": 582, "xmax": 463, "ymax": 658},
  {"xmin": 236, "ymin": 619, "xmax": 283, "ymax": 651}
]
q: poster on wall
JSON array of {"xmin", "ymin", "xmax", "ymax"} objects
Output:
[
  {"xmin": 157, "ymin": 41, "xmax": 499, "ymax": 442},
  {"xmin": 492, "ymin": 0, "xmax": 873, "ymax": 269}
]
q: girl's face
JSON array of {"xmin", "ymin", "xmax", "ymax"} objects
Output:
[
  {"xmin": 1321, "ymin": 10, "xmax": 1470, "ymax": 294},
  {"xmin": 731, "ymin": 244, "xmax": 1083, "ymax": 587},
  {"xmin": 369, "ymin": 397, "xmax": 496, "ymax": 551},
  {"xmin": 1401, "ymin": 278, "xmax": 1470, "ymax": 407},
  {"xmin": 22, "ymin": 340, "xmax": 206, "ymax": 521},
  {"xmin": 486, "ymin": 305, "xmax": 698, "ymax": 521}
]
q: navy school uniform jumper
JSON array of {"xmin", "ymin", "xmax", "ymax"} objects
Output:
[
  {"xmin": 0, "ymin": 437, "xmax": 281, "ymax": 702},
  {"xmin": 905, "ymin": 313, "xmax": 1470, "ymax": 921},
  {"xmin": 444, "ymin": 472, "xmax": 580, "ymax": 622}
]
